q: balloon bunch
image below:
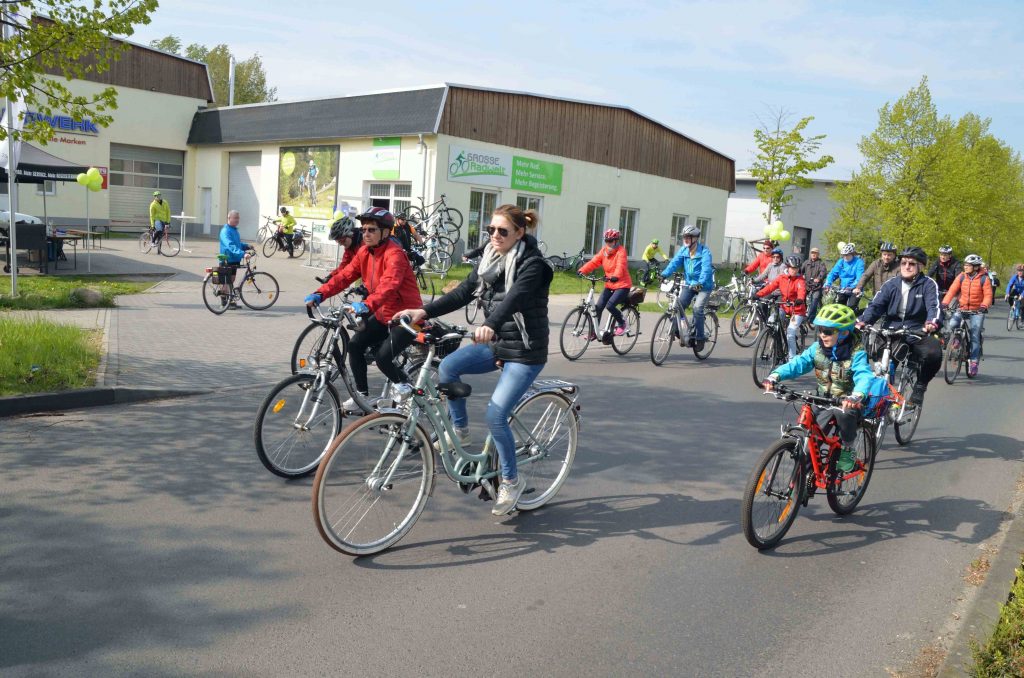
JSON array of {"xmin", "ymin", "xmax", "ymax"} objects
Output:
[
  {"xmin": 76, "ymin": 167, "xmax": 103, "ymax": 192},
  {"xmin": 762, "ymin": 219, "xmax": 791, "ymax": 242},
  {"xmin": 333, "ymin": 209, "xmax": 345, "ymax": 220}
]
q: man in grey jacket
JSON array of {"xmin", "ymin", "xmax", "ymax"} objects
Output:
[{"xmin": 800, "ymin": 247, "xmax": 828, "ymax": 320}]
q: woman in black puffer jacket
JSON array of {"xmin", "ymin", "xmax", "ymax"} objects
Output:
[{"xmin": 394, "ymin": 204, "xmax": 552, "ymax": 516}]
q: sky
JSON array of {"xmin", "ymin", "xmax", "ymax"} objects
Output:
[{"xmin": 131, "ymin": 0, "xmax": 1024, "ymax": 178}]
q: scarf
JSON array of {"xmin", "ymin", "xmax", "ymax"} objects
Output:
[{"xmin": 475, "ymin": 239, "xmax": 524, "ymax": 298}]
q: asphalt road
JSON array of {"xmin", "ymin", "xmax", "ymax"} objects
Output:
[{"xmin": 4, "ymin": 248, "xmax": 1023, "ymax": 676}]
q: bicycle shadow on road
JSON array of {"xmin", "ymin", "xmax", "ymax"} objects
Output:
[
  {"xmin": 353, "ymin": 493, "xmax": 742, "ymax": 570},
  {"xmin": 874, "ymin": 433, "xmax": 1024, "ymax": 471},
  {"xmin": 753, "ymin": 494, "xmax": 1007, "ymax": 558}
]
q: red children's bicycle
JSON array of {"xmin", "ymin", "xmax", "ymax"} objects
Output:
[{"xmin": 740, "ymin": 385, "xmax": 879, "ymax": 550}]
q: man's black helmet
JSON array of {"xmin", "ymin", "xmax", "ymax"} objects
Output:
[
  {"xmin": 329, "ymin": 216, "xmax": 357, "ymax": 241},
  {"xmin": 358, "ymin": 206, "xmax": 395, "ymax": 230},
  {"xmin": 899, "ymin": 246, "xmax": 928, "ymax": 266},
  {"xmin": 785, "ymin": 255, "xmax": 802, "ymax": 268}
]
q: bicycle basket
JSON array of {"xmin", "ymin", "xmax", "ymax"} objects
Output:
[
  {"xmin": 627, "ymin": 286, "xmax": 647, "ymax": 306},
  {"xmin": 660, "ymin": 278, "xmax": 676, "ymax": 293},
  {"xmin": 437, "ymin": 336, "xmax": 463, "ymax": 358}
]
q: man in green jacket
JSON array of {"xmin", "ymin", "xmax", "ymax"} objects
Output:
[{"xmin": 149, "ymin": 191, "xmax": 171, "ymax": 245}]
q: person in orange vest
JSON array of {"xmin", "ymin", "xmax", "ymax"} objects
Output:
[{"xmin": 942, "ymin": 253, "xmax": 992, "ymax": 377}]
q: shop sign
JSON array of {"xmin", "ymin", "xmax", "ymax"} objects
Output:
[
  {"xmin": 373, "ymin": 137, "xmax": 401, "ymax": 180},
  {"xmin": 447, "ymin": 145, "xmax": 562, "ymax": 195},
  {"xmin": 25, "ymin": 111, "xmax": 100, "ymax": 135}
]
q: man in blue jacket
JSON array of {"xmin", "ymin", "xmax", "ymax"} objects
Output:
[
  {"xmin": 857, "ymin": 246, "xmax": 942, "ymax": 405},
  {"xmin": 218, "ymin": 209, "xmax": 254, "ymax": 306},
  {"xmin": 661, "ymin": 224, "xmax": 714, "ymax": 350},
  {"xmin": 825, "ymin": 243, "xmax": 866, "ymax": 309}
]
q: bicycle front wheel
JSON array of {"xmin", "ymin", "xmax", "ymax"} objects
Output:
[
  {"xmin": 826, "ymin": 423, "xmax": 876, "ymax": 515},
  {"xmin": 239, "ymin": 271, "xmax": 280, "ymax": 310},
  {"xmin": 417, "ymin": 270, "xmax": 436, "ymax": 303},
  {"xmin": 741, "ymin": 438, "xmax": 804, "ymax": 550},
  {"xmin": 649, "ymin": 313, "xmax": 674, "ymax": 366},
  {"xmin": 201, "ymin": 274, "xmax": 229, "ymax": 315},
  {"xmin": 1007, "ymin": 308, "xmax": 1016, "ymax": 332},
  {"xmin": 893, "ymin": 367, "xmax": 923, "ymax": 445},
  {"xmin": 426, "ymin": 248, "xmax": 453, "ymax": 274},
  {"xmin": 465, "ymin": 299, "xmax": 481, "ymax": 325},
  {"xmin": 312, "ymin": 413, "xmax": 434, "ymax": 556},
  {"xmin": 139, "ymin": 232, "xmax": 153, "ymax": 254},
  {"xmin": 255, "ymin": 375, "xmax": 342, "ymax": 478},
  {"xmin": 512, "ymin": 392, "xmax": 578, "ymax": 511},
  {"xmin": 611, "ymin": 307, "xmax": 641, "ymax": 355},
  {"xmin": 559, "ymin": 308, "xmax": 593, "ymax": 361},
  {"xmin": 731, "ymin": 303, "xmax": 760, "ymax": 347},
  {"xmin": 943, "ymin": 330, "xmax": 964, "ymax": 384},
  {"xmin": 752, "ymin": 331, "xmax": 784, "ymax": 388},
  {"xmin": 160, "ymin": 235, "xmax": 180, "ymax": 257},
  {"xmin": 442, "ymin": 207, "xmax": 463, "ymax": 230},
  {"xmin": 262, "ymin": 238, "xmax": 279, "ymax": 257},
  {"xmin": 291, "ymin": 323, "xmax": 346, "ymax": 374},
  {"xmin": 693, "ymin": 312, "xmax": 719, "ymax": 360}
]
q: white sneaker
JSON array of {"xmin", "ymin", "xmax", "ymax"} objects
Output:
[
  {"xmin": 342, "ymin": 395, "xmax": 367, "ymax": 412},
  {"xmin": 433, "ymin": 426, "xmax": 471, "ymax": 453},
  {"xmin": 492, "ymin": 475, "xmax": 526, "ymax": 516}
]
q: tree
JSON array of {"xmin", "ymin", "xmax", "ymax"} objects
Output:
[
  {"xmin": 749, "ymin": 108, "xmax": 835, "ymax": 225},
  {"xmin": 827, "ymin": 77, "xmax": 1024, "ymax": 273},
  {"xmin": 150, "ymin": 35, "xmax": 277, "ymax": 106},
  {"xmin": 0, "ymin": 1, "xmax": 158, "ymax": 146}
]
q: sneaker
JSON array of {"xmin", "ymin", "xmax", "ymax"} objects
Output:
[
  {"xmin": 341, "ymin": 394, "xmax": 369, "ymax": 412},
  {"xmin": 836, "ymin": 447, "xmax": 857, "ymax": 473},
  {"xmin": 968, "ymin": 360, "xmax": 979, "ymax": 377},
  {"xmin": 910, "ymin": 383, "xmax": 926, "ymax": 406},
  {"xmin": 492, "ymin": 475, "xmax": 526, "ymax": 516},
  {"xmin": 614, "ymin": 325, "xmax": 626, "ymax": 337},
  {"xmin": 433, "ymin": 425, "xmax": 471, "ymax": 453}
]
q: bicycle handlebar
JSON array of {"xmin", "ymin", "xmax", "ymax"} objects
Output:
[
  {"xmin": 768, "ymin": 384, "xmax": 843, "ymax": 408},
  {"xmin": 858, "ymin": 325, "xmax": 928, "ymax": 338},
  {"xmin": 393, "ymin": 315, "xmax": 469, "ymax": 344}
]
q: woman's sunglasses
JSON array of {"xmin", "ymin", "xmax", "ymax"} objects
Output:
[
  {"xmin": 486, "ymin": 226, "xmax": 511, "ymax": 237},
  {"xmin": 359, "ymin": 227, "xmax": 381, "ymax": 234}
]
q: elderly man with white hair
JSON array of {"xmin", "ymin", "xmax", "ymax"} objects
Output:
[{"xmin": 217, "ymin": 209, "xmax": 254, "ymax": 305}]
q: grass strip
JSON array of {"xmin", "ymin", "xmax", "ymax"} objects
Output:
[
  {"xmin": 0, "ymin": 316, "xmax": 101, "ymax": 395},
  {"xmin": 0, "ymin": 275, "xmax": 156, "ymax": 310},
  {"xmin": 970, "ymin": 563, "xmax": 1024, "ymax": 676}
]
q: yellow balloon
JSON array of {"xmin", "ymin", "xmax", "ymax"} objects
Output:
[
  {"xmin": 772, "ymin": 220, "xmax": 784, "ymax": 231},
  {"xmin": 333, "ymin": 210, "xmax": 345, "ymax": 220},
  {"xmin": 76, "ymin": 173, "xmax": 88, "ymax": 185},
  {"xmin": 87, "ymin": 181, "xmax": 101, "ymax": 192},
  {"xmin": 778, "ymin": 230, "xmax": 792, "ymax": 242},
  {"xmin": 86, "ymin": 167, "xmax": 101, "ymax": 179}
]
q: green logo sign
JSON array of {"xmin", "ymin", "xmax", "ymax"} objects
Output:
[{"xmin": 511, "ymin": 156, "xmax": 562, "ymax": 195}]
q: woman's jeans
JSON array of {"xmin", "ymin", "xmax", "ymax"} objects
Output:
[
  {"xmin": 786, "ymin": 314, "xmax": 806, "ymax": 359},
  {"xmin": 438, "ymin": 343, "xmax": 544, "ymax": 481},
  {"xmin": 676, "ymin": 287, "xmax": 710, "ymax": 340},
  {"xmin": 595, "ymin": 287, "xmax": 628, "ymax": 327},
  {"xmin": 946, "ymin": 311, "xmax": 984, "ymax": 361}
]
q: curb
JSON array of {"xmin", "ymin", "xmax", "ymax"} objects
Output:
[
  {"xmin": 937, "ymin": 506, "xmax": 1024, "ymax": 676},
  {"xmin": 0, "ymin": 386, "xmax": 209, "ymax": 417}
]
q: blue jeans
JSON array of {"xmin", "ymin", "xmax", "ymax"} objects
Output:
[
  {"xmin": 676, "ymin": 287, "xmax": 710, "ymax": 340},
  {"xmin": 946, "ymin": 311, "xmax": 984, "ymax": 361},
  {"xmin": 437, "ymin": 343, "xmax": 545, "ymax": 480},
  {"xmin": 152, "ymin": 220, "xmax": 166, "ymax": 242},
  {"xmin": 595, "ymin": 287, "xmax": 628, "ymax": 328},
  {"xmin": 786, "ymin": 314, "xmax": 805, "ymax": 360}
]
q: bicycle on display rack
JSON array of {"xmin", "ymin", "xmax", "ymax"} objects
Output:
[
  {"xmin": 1007, "ymin": 296, "xmax": 1023, "ymax": 332},
  {"xmin": 740, "ymin": 385, "xmax": 877, "ymax": 550},
  {"xmin": 943, "ymin": 310, "xmax": 985, "ymax": 384},
  {"xmin": 559, "ymin": 274, "xmax": 642, "ymax": 360},
  {"xmin": 311, "ymin": 317, "xmax": 581, "ymax": 556},
  {"xmin": 751, "ymin": 302, "xmax": 809, "ymax": 388},
  {"xmin": 860, "ymin": 324, "xmax": 927, "ymax": 447},
  {"xmin": 407, "ymin": 193, "xmax": 463, "ymax": 239},
  {"xmin": 255, "ymin": 304, "xmax": 449, "ymax": 478},
  {"xmin": 649, "ymin": 275, "xmax": 720, "ymax": 365},
  {"xmin": 262, "ymin": 227, "xmax": 308, "ymax": 259},
  {"xmin": 414, "ymin": 233, "xmax": 454, "ymax": 274},
  {"xmin": 545, "ymin": 247, "xmax": 586, "ymax": 273},
  {"xmin": 139, "ymin": 226, "xmax": 180, "ymax": 257},
  {"xmin": 201, "ymin": 251, "xmax": 279, "ymax": 315}
]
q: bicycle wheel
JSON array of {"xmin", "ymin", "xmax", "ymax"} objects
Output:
[
  {"xmin": 943, "ymin": 329, "xmax": 964, "ymax": 384},
  {"xmin": 291, "ymin": 238, "xmax": 307, "ymax": 258},
  {"xmin": 256, "ymin": 226, "xmax": 269, "ymax": 244},
  {"xmin": 649, "ymin": 313, "xmax": 674, "ymax": 365},
  {"xmin": 511, "ymin": 392, "xmax": 579, "ymax": 511},
  {"xmin": 545, "ymin": 255, "xmax": 565, "ymax": 271},
  {"xmin": 731, "ymin": 303, "xmax": 760, "ymax": 347},
  {"xmin": 1007, "ymin": 308, "xmax": 1015, "ymax": 332},
  {"xmin": 254, "ymin": 374, "xmax": 342, "ymax": 478},
  {"xmin": 752, "ymin": 331, "xmax": 784, "ymax": 388},
  {"xmin": 655, "ymin": 288, "xmax": 670, "ymax": 310},
  {"xmin": 239, "ymin": 271, "xmax": 280, "ymax": 310},
  {"xmin": 827, "ymin": 423, "xmax": 876, "ymax": 515},
  {"xmin": 416, "ymin": 270, "xmax": 436, "ymax": 303},
  {"xmin": 442, "ymin": 207, "xmax": 463, "ymax": 230},
  {"xmin": 139, "ymin": 232, "xmax": 153, "ymax": 254},
  {"xmin": 465, "ymin": 299, "xmax": 481, "ymax": 325},
  {"xmin": 160, "ymin": 235, "xmax": 180, "ymax": 257},
  {"xmin": 262, "ymin": 238, "xmax": 279, "ymax": 258},
  {"xmin": 693, "ymin": 312, "xmax": 719, "ymax": 360},
  {"xmin": 291, "ymin": 323, "xmax": 346, "ymax": 374},
  {"xmin": 201, "ymin": 274, "xmax": 229, "ymax": 315},
  {"xmin": 312, "ymin": 413, "xmax": 435, "ymax": 556},
  {"xmin": 611, "ymin": 307, "xmax": 641, "ymax": 355},
  {"xmin": 405, "ymin": 206, "xmax": 425, "ymax": 224},
  {"xmin": 893, "ymin": 367, "xmax": 923, "ymax": 445},
  {"xmin": 740, "ymin": 438, "xmax": 804, "ymax": 550},
  {"xmin": 427, "ymin": 247, "xmax": 453, "ymax": 274},
  {"xmin": 559, "ymin": 308, "xmax": 593, "ymax": 361}
]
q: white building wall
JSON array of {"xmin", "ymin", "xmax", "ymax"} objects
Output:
[{"xmin": 724, "ymin": 179, "xmax": 840, "ymax": 262}]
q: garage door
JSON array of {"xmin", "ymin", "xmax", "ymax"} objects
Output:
[
  {"xmin": 228, "ymin": 152, "xmax": 261, "ymax": 240},
  {"xmin": 109, "ymin": 144, "xmax": 184, "ymax": 230}
]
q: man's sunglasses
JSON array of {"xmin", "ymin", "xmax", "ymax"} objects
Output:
[
  {"xmin": 487, "ymin": 226, "xmax": 511, "ymax": 237},
  {"xmin": 817, "ymin": 328, "xmax": 837, "ymax": 336},
  {"xmin": 900, "ymin": 259, "xmax": 919, "ymax": 267}
]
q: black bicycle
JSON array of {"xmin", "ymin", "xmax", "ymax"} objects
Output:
[
  {"xmin": 943, "ymin": 310, "xmax": 984, "ymax": 384},
  {"xmin": 546, "ymin": 247, "xmax": 586, "ymax": 273},
  {"xmin": 751, "ymin": 301, "xmax": 808, "ymax": 388},
  {"xmin": 860, "ymin": 325, "xmax": 928, "ymax": 446}
]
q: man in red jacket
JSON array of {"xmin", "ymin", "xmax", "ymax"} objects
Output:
[
  {"xmin": 305, "ymin": 207, "xmax": 423, "ymax": 407},
  {"xmin": 744, "ymin": 239, "xmax": 778, "ymax": 276},
  {"xmin": 756, "ymin": 255, "xmax": 808, "ymax": 360}
]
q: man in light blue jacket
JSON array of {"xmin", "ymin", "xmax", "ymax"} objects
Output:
[
  {"xmin": 217, "ymin": 209, "xmax": 253, "ymax": 304},
  {"xmin": 825, "ymin": 243, "xmax": 865, "ymax": 309},
  {"xmin": 661, "ymin": 224, "xmax": 714, "ymax": 349}
]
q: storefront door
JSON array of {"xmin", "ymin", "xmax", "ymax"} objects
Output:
[{"xmin": 468, "ymin": 189, "xmax": 498, "ymax": 250}]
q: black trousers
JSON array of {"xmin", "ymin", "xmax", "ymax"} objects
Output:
[
  {"xmin": 347, "ymin": 315, "xmax": 416, "ymax": 394},
  {"xmin": 910, "ymin": 334, "xmax": 942, "ymax": 386}
]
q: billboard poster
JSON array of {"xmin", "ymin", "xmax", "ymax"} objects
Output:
[
  {"xmin": 278, "ymin": 145, "xmax": 339, "ymax": 219},
  {"xmin": 373, "ymin": 137, "xmax": 401, "ymax": 180},
  {"xmin": 447, "ymin": 144, "xmax": 562, "ymax": 195}
]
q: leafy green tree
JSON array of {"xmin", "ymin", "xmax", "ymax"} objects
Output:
[
  {"xmin": 0, "ymin": 1, "xmax": 158, "ymax": 146},
  {"xmin": 828, "ymin": 77, "xmax": 1024, "ymax": 273},
  {"xmin": 749, "ymin": 108, "xmax": 835, "ymax": 225},
  {"xmin": 150, "ymin": 35, "xmax": 277, "ymax": 106}
]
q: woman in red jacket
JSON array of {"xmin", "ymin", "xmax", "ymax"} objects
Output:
[
  {"xmin": 578, "ymin": 229, "xmax": 633, "ymax": 338},
  {"xmin": 756, "ymin": 255, "xmax": 807, "ymax": 360},
  {"xmin": 304, "ymin": 207, "xmax": 423, "ymax": 407}
]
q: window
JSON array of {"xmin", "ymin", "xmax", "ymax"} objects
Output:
[
  {"xmin": 159, "ymin": 177, "xmax": 183, "ymax": 190},
  {"xmin": 110, "ymin": 158, "xmax": 127, "ymax": 172},
  {"xmin": 132, "ymin": 175, "xmax": 159, "ymax": 188},
  {"xmin": 696, "ymin": 217, "xmax": 710, "ymax": 244},
  {"xmin": 35, "ymin": 180, "xmax": 56, "ymax": 196},
  {"xmin": 670, "ymin": 214, "xmax": 689, "ymax": 257},
  {"xmin": 619, "ymin": 208, "xmax": 638, "ymax": 256},
  {"xmin": 159, "ymin": 163, "xmax": 183, "ymax": 177},
  {"xmin": 135, "ymin": 160, "xmax": 159, "ymax": 175},
  {"xmin": 517, "ymin": 195, "xmax": 543, "ymax": 238},
  {"xmin": 585, "ymin": 203, "xmax": 608, "ymax": 253},
  {"xmin": 366, "ymin": 182, "xmax": 413, "ymax": 215},
  {"xmin": 109, "ymin": 173, "xmax": 125, "ymax": 186}
]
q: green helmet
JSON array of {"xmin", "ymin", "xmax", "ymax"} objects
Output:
[
  {"xmin": 651, "ymin": 238, "xmax": 659, "ymax": 245},
  {"xmin": 813, "ymin": 304, "xmax": 857, "ymax": 330}
]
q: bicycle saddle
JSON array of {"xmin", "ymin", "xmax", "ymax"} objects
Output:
[{"xmin": 437, "ymin": 382, "xmax": 472, "ymax": 399}]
